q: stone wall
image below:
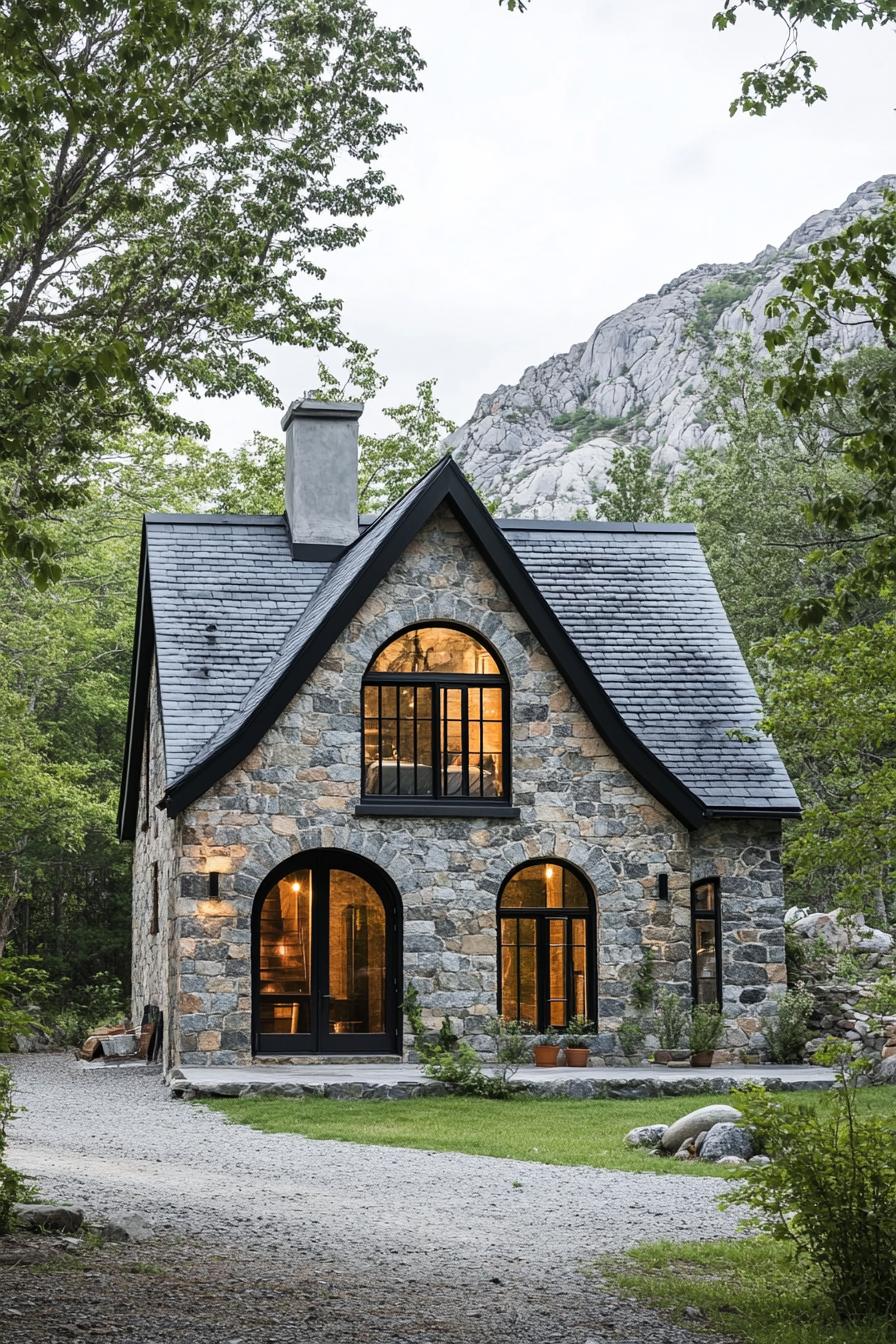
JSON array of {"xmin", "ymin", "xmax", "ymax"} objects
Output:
[
  {"xmin": 133, "ymin": 505, "xmax": 786, "ymax": 1067},
  {"xmin": 691, "ymin": 819, "xmax": 787, "ymax": 1054},
  {"xmin": 130, "ymin": 665, "xmax": 181, "ymax": 1072}
]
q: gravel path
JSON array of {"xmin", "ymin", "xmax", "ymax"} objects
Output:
[{"xmin": 2, "ymin": 1054, "xmax": 739, "ymax": 1344}]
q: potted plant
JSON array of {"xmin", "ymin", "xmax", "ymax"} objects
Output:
[
  {"xmin": 562, "ymin": 1016, "xmax": 594, "ymax": 1067},
  {"xmin": 532, "ymin": 1025, "xmax": 562, "ymax": 1067},
  {"xmin": 654, "ymin": 988, "xmax": 689, "ymax": 1064},
  {"xmin": 689, "ymin": 1003, "xmax": 724, "ymax": 1066},
  {"xmin": 617, "ymin": 1016, "xmax": 645, "ymax": 1062}
]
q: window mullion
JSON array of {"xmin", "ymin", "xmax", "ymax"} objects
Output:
[{"xmin": 461, "ymin": 684, "xmax": 469, "ymax": 797}]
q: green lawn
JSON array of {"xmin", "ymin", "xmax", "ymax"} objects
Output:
[
  {"xmin": 198, "ymin": 1088, "xmax": 894, "ymax": 1176},
  {"xmin": 605, "ymin": 1237, "xmax": 894, "ymax": 1344}
]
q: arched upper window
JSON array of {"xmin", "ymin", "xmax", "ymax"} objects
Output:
[
  {"xmin": 362, "ymin": 624, "xmax": 509, "ymax": 803},
  {"xmin": 498, "ymin": 860, "xmax": 596, "ymax": 1030}
]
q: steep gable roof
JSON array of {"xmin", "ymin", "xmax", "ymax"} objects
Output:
[{"xmin": 119, "ymin": 457, "xmax": 799, "ymax": 839}]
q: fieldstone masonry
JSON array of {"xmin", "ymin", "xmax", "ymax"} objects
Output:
[{"xmin": 133, "ymin": 506, "xmax": 786, "ymax": 1067}]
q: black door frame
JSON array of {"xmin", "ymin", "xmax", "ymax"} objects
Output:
[
  {"xmin": 252, "ymin": 849, "xmax": 403, "ymax": 1056},
  {"xmin": 496, "ymin": 858, "xmax": 597, "ymax": 1031}
]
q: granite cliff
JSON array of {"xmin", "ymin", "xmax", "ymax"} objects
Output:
[{"xmin": 447, "ymin": 177, "xmax": 893, "ymax": 517}]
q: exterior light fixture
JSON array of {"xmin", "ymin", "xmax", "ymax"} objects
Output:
[
  {"xmin": 657, "ymin": 873, "xmax": 670, "ymax": 901},
  {"xmin": 206, "ymin": 854, "xmax": 230, "ymax": 900}
]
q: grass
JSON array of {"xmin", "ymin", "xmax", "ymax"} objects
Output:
[
  {"xmin": 199, "ymin": 1088, "xmax": 894, "ymax": 1176},
  {"xmin": 605, "ymin": 1237, "xmax": 894, "ymax": 1344}
]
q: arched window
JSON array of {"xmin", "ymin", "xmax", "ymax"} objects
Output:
[
  {"xmin": 362, "ymin": 624, "xmax": 509, "ymax": 802},
  {"xmin": 498, "ymin": 860, "xmax": 596, "ymax": 1030}
]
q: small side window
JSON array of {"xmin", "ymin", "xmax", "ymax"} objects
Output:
[
  {"xmin": 691, "ymin": 877, "xmax": 721, "ymax": 1006},
  {"xmin": 149, "ymin": 862, "xmax": 160, "ymax": 936}
]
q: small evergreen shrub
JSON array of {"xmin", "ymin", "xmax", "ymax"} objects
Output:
[
  {"xmin": 630, "ymin": 946, "xmax": 656, "ymax": 1010},
  {"xmin": 689, "ymin": 1003, "xmax": 724, "ymax": 1054},
  {"xmin": 725, "ymin": 1058, "xmax": 896, "ymax": 1323},
  {"xmin": 656, "ymin": 988, "xmax": 687, "ymax": 1050},
  {"xmin": 618, "ymin": 1017, "xmax": 645, "ymax": 1059},
  {"xmin": 764, "ymin": 985, "xmax": 814, "ymax": 1064}
]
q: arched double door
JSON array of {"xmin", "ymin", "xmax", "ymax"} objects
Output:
[{"xmin": 252, "ymin": 851, "xmax": 402, "ymax": 1055}]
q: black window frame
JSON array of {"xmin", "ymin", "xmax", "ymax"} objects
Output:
[
  {"xmin": 361, "ymin": 622, "xmax": 511, "ymax": 810},
  {"xmin": 690, "ymin": 876, "xmax": 722, "ymax": 1007},
  {"xmin": 497, "ymin": 859, "xmax": 597, "ymax": 1032},
  {"xmin": 149, "ymin": 861, "xmax": 160, "ymax": 936}
]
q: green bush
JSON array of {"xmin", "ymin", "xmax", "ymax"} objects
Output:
[
  {"xmin": 402, "ymin": 985, "xmax": 525, "ymax": 1099},
  {"xmin": 0, "ymin": 955, "xmax": 51, "ymax": 1051},
  {"xmin": 51, "ymin": 971, "xmax": 126, "ymax": 1045},
  {"xmin": 689, "ymin": 1003, "xmax": 724, "ymax": 1054},
  {"xmin": 764, "ymin": 985, "xmax": 814, "ymax": 1063},
  {"xmin": 630, "ymin": 946, "xmax": 656, "ymax": 1010},
  {"xmin": 725, "ymin": 1061, "xmax": 896, "ymax": 1322},
  {"xmin": 618, "ymin": 1017, "xmax": 645, "ymax": 1059},
  {"xmin": 861, "ymin": 972, "xmax": 896, "ymax": 1016},
  {"xmin": 0, "ymin": 1068, "xmax": 29, "ymax": 1233},
  {"xmin": 656, "ymin": 988, "xmax": 687, "ymax": 1050}
]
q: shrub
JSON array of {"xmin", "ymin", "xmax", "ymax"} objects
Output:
[
  {"xmin": 656, "ymin": 988, "xmax": 687, "ymax": 1050},
  {"xmin": 689, "ymin": 1003, "xmax": 724, "ymax": 1054},
  {"xmin": 0, "ymin": 1068, "xmax": 29, "ymax": 1233},
  {"xmin": 861, "ymin": 972, "xmax": 896, "ymax": 1016},
  {"xmin": 563, "ymin": 1015, "xmax": 594, "ymax": 1049},
  {"xmin": 630, "ymin": 946, "xmax": 656, "ymax": 1010},
  {"xmin": 617, "ymin": 1017, "xmax": 645, "ymax": 1059},
  {"xmin": 0, "ymin": 955, "xmax": 51, "ymax": 1051},
  {"xmin": 52, "ymin": 972, "xmax": 126, "ymax": 1045},
  {"xmin": 834, "ymin": 950, "xmax": 862, "ymax": 984},
  {"xmin": 402, "ymin": 985, "xmax": 524, "ymax": 1099},
  {"xmin": 764, "ymin": 985, "xmax": 814, "ymax": 1064},
  {"xmin": 725, "ymin": 1060, "xmax": 896, "ymax": 1322}
]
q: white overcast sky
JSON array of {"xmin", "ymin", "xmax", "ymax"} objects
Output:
[{"xmin": 178, "ymin": 0, "xmax": 895, "ymax": 447}]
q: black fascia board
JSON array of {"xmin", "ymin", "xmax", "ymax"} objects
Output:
[
  {"xmin": 161, "ymin": 457, "xmax": 707, "ymax": 828},
  {"xmin": 705, "ymin": 804, "xmax": 803, "ymax": 821},
  {"xmin": 117, "ymin": 526, "xmax": 154, "ymax": 841}
]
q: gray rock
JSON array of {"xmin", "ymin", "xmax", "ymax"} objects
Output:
[
  {"xmin": 692, "ymin": 1129, "xmax": 709, "ymax": 1154},
  {"xmin": 716, "ymin": 1156, "xmax": 748, "ymax": 1168},
  {"xmin": 660, "ymin": 1104, "xmax": 743, "ymax": 1153},
  {"xmin": 14, "ymin": 1204, "xmax": 83, "ymax": 1233},
  {"xmin": 701, "ymin": 1123, "xmax": 756, "ymax": 1162},
  {"xmin": 749, "ymin": 1155, "xmax": 772, "ymax": 1167},
  {"xmin": 623, "ymin": 1123, "xmax": 667, "ymax": 1149},
  {"xmin": 447, "ymin": 181, "xmax": 894, "ymax": 517},
  {"xmin": 95, "ymin": 1211, "xmax": 153, "ymax": 1243},
  {"xmin": 872, "ymin": 1056, "xmax": 896, "ymax": 1086}
]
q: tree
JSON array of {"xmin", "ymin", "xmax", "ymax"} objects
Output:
[
  {"xmin": 591, "ymin": 444, "xmax": 667, "ymax": 524},
  {"xmin": 0, "ymin": 0, "xmax": 423, "ymax": 578},
  {"xmin": 712, "ymin": 2, "xmax": 896, "ymax": 116}
]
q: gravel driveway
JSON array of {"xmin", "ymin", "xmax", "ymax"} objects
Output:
[{"xmin": 3, "ymin": 1055, "xmax": 739, "ymax": 1344}]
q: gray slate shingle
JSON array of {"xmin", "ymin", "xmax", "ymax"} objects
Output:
[{"xmin": 144, "ymin": 503, "xmax": 798, "ymax": 815}]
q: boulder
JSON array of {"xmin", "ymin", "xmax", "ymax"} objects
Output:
[
  {"xmin": 14, "ymin": 1204, "xmax": 83, "ymax": 1234},
  {"xmin": 716, "ymin": 1155, "xmax": 748, "ymax": 1168},
  {"xmin": 749, "ymin": 1155, "xmax": 772, "ymax": 1168},
  {"xmin": 95, "ymin": 1211, "xmax": 153, "ymax": 1243},
  {"xmin": 872, "ymin": 1056, "xmax": 896, "ymax": 1086},
  {"xmin": 700, "ymin": 1122, "xmax": 757, "ymax": 1162},
  {"xmin": 623, "ymin": 1123, "xmax": 667, "ymax": 1149},
  {"xmin": 659, "ymin": 1104, "xmax": 743, "ymax": 1153},
  {"xmin": 784, "ymin": 906, "xmax": 810, "ymax": 926},
  {"xmin": 855, "ymin": 929, "xmax": 894, "ymax": 954}
]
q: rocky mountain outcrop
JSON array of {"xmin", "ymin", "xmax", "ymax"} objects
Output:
[{"xmin": 447, "ymin": 177, "xmax": 894, "ymax": 517}]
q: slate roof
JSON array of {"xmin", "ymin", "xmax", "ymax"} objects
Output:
[
  {"xmin": 501, "ymin": 520, "xmax": 799, "ymax": 813},
  {"xmin": 119, "ymin": 459, "xmax": 798, "ymax": 837}
]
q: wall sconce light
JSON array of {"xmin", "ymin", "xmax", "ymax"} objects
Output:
[
  {"xmin": 657, "ymin": 873, "xmax": 669, "ymax": 901},
  {"xmin": 206, "ymin": 854, "xmax": 231, "ymax": 900}
]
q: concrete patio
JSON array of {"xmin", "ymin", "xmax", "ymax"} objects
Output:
[{"xmin": 168, "ymin": 1060, "xmax": 837, "ymax": 1100}]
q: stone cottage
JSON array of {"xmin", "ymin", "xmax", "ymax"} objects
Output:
[{"xmin": 118, "ymin": 399, "xmax": 800, "ymax": 1072}]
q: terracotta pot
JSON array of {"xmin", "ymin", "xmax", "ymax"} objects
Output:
[
  {"xmin": 690, "ymin": 1050, "xmax": 714, "ymax": 1068},
  {"xmin": 564, "ymin": 1047, "xmax": 590, "ymax": 1068},
  {"xmin": 533, "ymin": 1044, "xmax": 562, "ymax": 1067}
]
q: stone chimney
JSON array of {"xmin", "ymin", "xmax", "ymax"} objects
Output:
[{"xmin": 281, "ymin": 397, "xmax": 363, "ymax": 555}]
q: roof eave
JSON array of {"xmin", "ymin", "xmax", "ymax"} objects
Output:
[{"xmin": 116, "ymin": 526, "xmax": 154, "ymax": 841}]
